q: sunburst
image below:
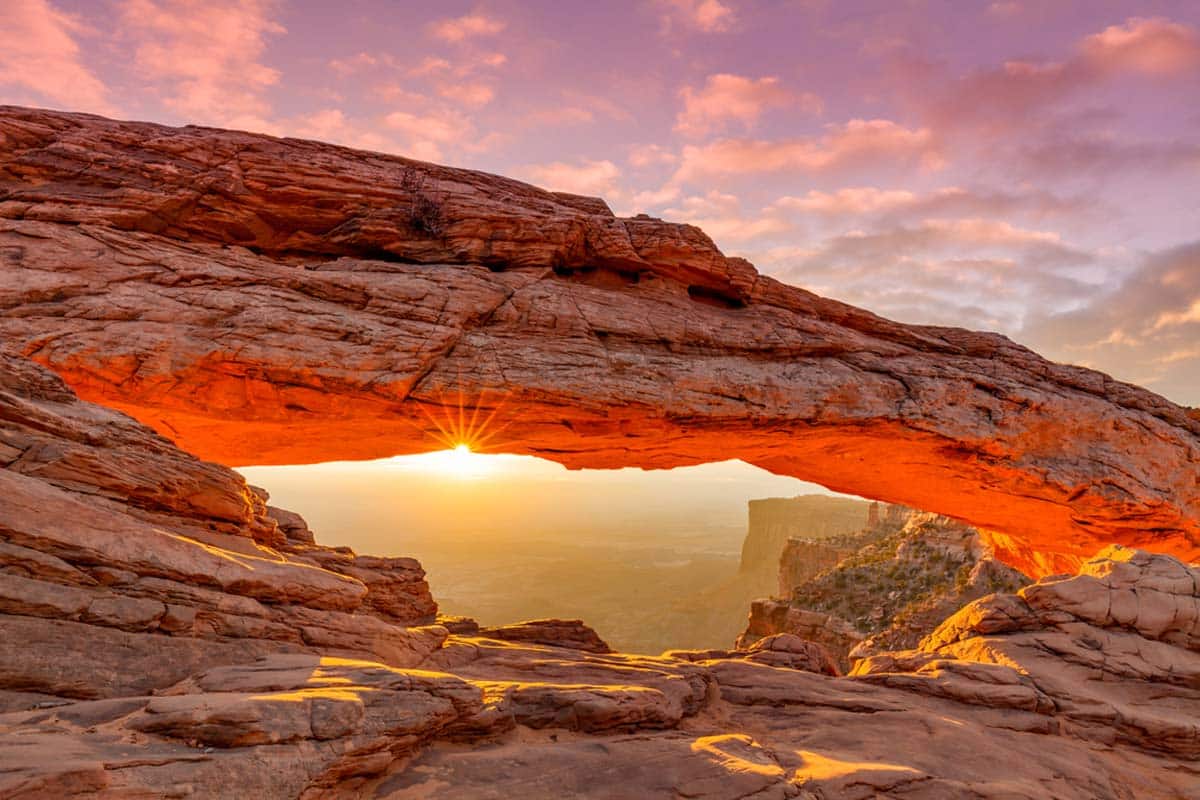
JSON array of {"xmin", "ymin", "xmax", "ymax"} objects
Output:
[{"xmin": 413, "ymin": 384, "xmax": 516, "ymax": 455}]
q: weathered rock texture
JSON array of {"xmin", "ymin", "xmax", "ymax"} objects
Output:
[
  {"xmin": 738, "ymin": 495, "xmax": 875, "ymax": 581},
  {"xmin": 0, "ymin": 351, "xmax": 443, "ymax": 707},
  {"xmin": 853, "ymin": 546, "xmax": 1200, "ymax": 765},
  {"xmin": 2, "ymin": 107, "xmax": 1199, "ymax": 575},
  {"xmin": 3, "ymin": 347, "xmax": 1200, "ymax": 797},
  {"xmin": 772, "ymin": 500, "xmax": 910, "ymax": 596},
  {"xmin": 741, "ymin": 511, "xmax": 1030, "ymax": 668}
]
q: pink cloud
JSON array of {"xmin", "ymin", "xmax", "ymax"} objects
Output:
[
  {"xmin": 518, "ymin": 159, "xmax": 621, "ymax": 197},
  {"xmin": 675, "ymin": 73, "xmax": 818, "ymax": 137},
  {"xmin": 438, "ymin": 82, "xmax": 495, "ymax": 107},
  {"xmin": 772, "ymin": 185, "xmax": 1089, "ymax": 223},
  {"xmin": 657, "ymin": 0, "xmax": 736, "ymax": 33},
  {"xmin": 428, "ymin": 12, "xmax": 506, "ymax": 43},
  {"xmin": 628, "ymin": 143, "xmax": 678, "ymax": 168},
  {"xmin": 774, "ymin": 187, "xmax": 920, "ymax": 215},
  {"xmin": 1152, "ymin": 297, "xmax": 1200, "ymax": 331},
  {"xmin": 530, "ymin": 106, "xmax": 595, "ymax": 126},
  {"xmin": 383, "ymin": 107, "xmax": 477, "ymax": 161},
  {"xmin": 328, "ymin": 52, "xmax": 382, "ymax": 77},
  {"xmin": 910, "ymin": 16, "xmax": 1200, "ymax": 135},
  {"xmin": 0, "ymin": 0, "xmax": 113, "ymax": 114},
  {"xmin": 1021, "ymin": 241, "xmax": 1200, "ymax": 401},
  {"xmin": 1081, "ymin": 17, "xmax": 1200, "ymax": 76},
  {"xmin": 286, "ymin": 108, "xmax": 392, "ymax": 153},
  {"xmin": 986, "ymin": 2, "xmax": 1022, "ymax": 18},
  {"xmin": 119, "ymin": 0, "xmax": 285, "ymax": 131},
  {"xmin": 663, "ymin": 190, "xmax": 791, "ymax": 244},
  {"xmin": 672, "ymin": 119, "xmax": 940, "ymax": 182},
  {"xmin": 631, "ymin": 185, "xmax": 681, "ymax": 208}
]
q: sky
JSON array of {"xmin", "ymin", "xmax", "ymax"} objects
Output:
[
  {"xmin": 237, "ymin": 452, "xmax": 816, "ymax": 554},
  {"xmin": 2, "ymin": 0, "xmax": 1198, "ymax": 525}
]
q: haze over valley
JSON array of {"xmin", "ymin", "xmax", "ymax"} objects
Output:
[{"xmin": 240, "ymin": 455, "xmax": 836, "ymax": 653}]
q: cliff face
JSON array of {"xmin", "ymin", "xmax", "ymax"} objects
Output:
[
  {"xmin": 3, "ymin": 107, "xmax": 1199, "ymax": 575},
  {"xmin": 772, "ymin": 500, "xmax": 910, "ymax": 596},
  {"xmin": 741, "ymin": 510, "xmax": 1030, "ymax": 669},
  {"xmin": 777, "ymin": 539, "xmax": 857, "ymax": 597},
  {"xmin": 738, "ymin": 495, "xmax": 872, "ymax": 581}
]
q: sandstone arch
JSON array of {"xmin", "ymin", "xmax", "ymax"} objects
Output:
[{"xmin": 1, "ymin": 107, "xmax": 1198, "ymax": 576}]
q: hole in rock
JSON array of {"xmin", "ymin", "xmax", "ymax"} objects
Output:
[
  {"xmin": 239, "ymin": 453, "xmax": 851, "ymax": 654},
  {"xmin": 239, "ymin": 453, "xmax": 1024, "ymax": 662}
]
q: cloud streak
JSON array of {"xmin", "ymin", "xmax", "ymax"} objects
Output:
[
  {"xmin": 0, "ymin": 0, "xmax": 113, "ymax": 114},
  {"xmin": 674, "ymin": 73, "xmax": 818, "ymax": 136},
  {"xmin": 119, "ymin": 0, "xmax": 285, "ymax": 130}
]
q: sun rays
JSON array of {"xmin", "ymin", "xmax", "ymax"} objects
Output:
[
  {"xmin": 406, "ymin": 385, "xmax": 519, "ymax": 477},
  {"xmin": 414, "ymin": 384, "xmax": 515, "ymax": 454}
]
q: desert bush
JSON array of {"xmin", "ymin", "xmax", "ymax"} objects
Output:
[{"xmin": 399, "ymin": 165, "xmax": 446, "ymax": 238}]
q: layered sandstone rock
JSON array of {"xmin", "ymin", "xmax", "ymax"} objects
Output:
[
  {"xmin": 475, "ymin": 618, "xmax": 612, "ymax": 653},
  {"xmin": 3, "ymin": 107, "xmax": 1200, "ymax": 798},
  {"xmin": 778, "ymin": 536, "xmax": 862, "ymax": 596},
  {"xmin": 853, "ymin": 546, "xmax": 1200, "ymax": 761},
  {"xmin": 737, "ymin": 600, "xmax": 865, "ymax": 667},
  {"xmin": 0, "ymin": 351, "xmax": 442, "ymax": 707},
  {"xmin": 741, "ymin": 512, "xmax": 1030, "ymax": 668},
  {"xmin": 2, "ymin": 107, "xmax": 1199, "ymax": 574},
  {"xmin": 2, "ymin": 346, "xmax": 1200, "ymax": 797},
  {"xmin": 738, "ymin": 495, "xmax": 875, "ymax": 582}
]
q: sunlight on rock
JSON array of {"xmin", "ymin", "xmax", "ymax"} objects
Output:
[
  {"xmin": 793, "ymin": 749, "xmax": 922, "ymax": 781},
  {"xmin": 690, "ymin": 734, "xmax": 785, "ymax": 778}
]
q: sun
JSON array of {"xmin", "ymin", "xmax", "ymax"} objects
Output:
[{"xmin": 400, "ymin": 441, "xmax": 496, "ymax": 480}]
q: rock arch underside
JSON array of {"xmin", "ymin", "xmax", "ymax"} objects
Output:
[{"xmin": 3, "ymin": 107, "xmax": 1200, "ymax": 799}]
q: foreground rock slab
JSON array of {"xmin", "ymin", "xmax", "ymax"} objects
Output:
[{"xmin": 2, "ymin": 106, "xmax": 1199, "ymax": 574}]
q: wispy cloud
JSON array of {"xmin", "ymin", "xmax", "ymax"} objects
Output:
[
  {"xmin": 0, "ymin": 0, "xmax": 113, "ymax": 114},
  {"xmin": 119, "ymin": 0, "xmax": 285, "ymax": 130},
  {"xmin": 1021, "ymin": 241, "xmax": 1200, "ymax": 401},
  {"xmin": 428, "ymin": 12, "xmax": 506, "ymax": 43},
  {"xmin": 675, "ymin": 73, "xmax": 818, "ymax": 137},
  {"xmin": 518, "ymin": 159, "xmax": 621, "ymax": 196},
  {"xmin": 655, "ymin": 0, "xmax": 736, "ymax": 33},
  {"xmin": 672, "ymin": 119, "xmax": 940, "ymax": 183},
  {"xmin": 1081, "ymin": 17, "xmax": 1200, "ymax": 76}
]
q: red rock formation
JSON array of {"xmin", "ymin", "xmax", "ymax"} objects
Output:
[
  {"xmin": 746, "ymin": 511, "xmax": 1031, "ymax": 669},
  {"xmin": 776, "ymin": 538, "xmax": 858, "ymax": 597},
  {"xmin": 737, "ymin": 599, "xmax": 865, "ymax": 663},
  {"xmin": 4, "ymin": 346, "xmax": 1200, "ymax": 798},
  {"xmin": 853, "ymin": 545, "xmax": 1200, "ymax": 762},
  {"xmin": 2, "ymin": 107, "xmax": 1197, "ymax": 575},
  {"xmin": 475, "ymin": 619, "xmax": 612, "ymax": 653},
  {"xmin": 0, "ymin": 351, "xmax": 443, "ymax": 704},
  {"xmin": 738, "ymin": 494, "xmax": 873, "ymax": 579}
]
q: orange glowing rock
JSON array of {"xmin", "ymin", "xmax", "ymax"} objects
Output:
[{"xmin": 1, "ymin": 106, "xmax": 1198, "ymax": 578}]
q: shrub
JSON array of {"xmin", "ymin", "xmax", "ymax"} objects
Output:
[{"xmin": 399, "ymin": 166, "xmax": 446, "ymax": 238}]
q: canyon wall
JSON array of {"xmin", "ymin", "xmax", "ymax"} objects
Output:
[
  {"xmin": 737, "ymin": 495, "xmax": 871, "ymax": 580},
  {"xmin": 742, "ymin": 510, "xmax": 1031, "ymax": 668},
  {"xmin": 2, "ymin": 107, "xmax": 1199, "ymax": 575}
]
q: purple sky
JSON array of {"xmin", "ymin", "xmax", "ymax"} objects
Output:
[{"xmin": 3, "ymin": 0, "xmax": 1199, "ymax": 406}]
